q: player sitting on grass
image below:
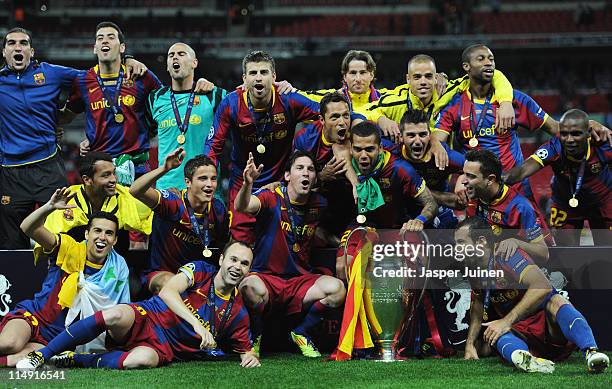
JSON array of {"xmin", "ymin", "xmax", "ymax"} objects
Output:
[
  {"xmin": 16, "ymin": 241, "xmax": 260, "ymax": 369},
  {"xmin": 236, "ymin": 150, "xmax": 346, "ymax": 358},
  {"xmin": 455, "ymin": 217, "xmax": 609, "ymax": 373}
]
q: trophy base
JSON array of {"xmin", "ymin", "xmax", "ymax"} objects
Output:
[{"xmin": 374, "ymin": 342, "xmax": 403, "ymax": 362}]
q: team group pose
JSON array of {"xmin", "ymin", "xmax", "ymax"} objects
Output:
[{"xmin": 0, "ymin": 23, "xmax": 609, "ymax": 374}]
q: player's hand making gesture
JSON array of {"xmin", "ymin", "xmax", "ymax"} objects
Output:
[
  {"xmin": 48, "ymin": 187, "xmax": 77, "ymax": 210},
  {"xmin": 243, "ymin": 152, "xmax": 263, "ymax": 185},
  {"xmin": 163, "ymin": 147, "xmax": 186, "ymax": 172}
]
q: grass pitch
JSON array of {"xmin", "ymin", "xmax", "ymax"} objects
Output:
[{"xmin": 5, "ymin": 352, "xmax": 611, "ymax": 389}]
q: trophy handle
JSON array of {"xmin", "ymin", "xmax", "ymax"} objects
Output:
[
  {"xmin": 342, "ymin": 226, "xmax": 371, "ymax": 271},
  {"xmin": 400, "ymin": 229, "xmax": 431, "ymax": 322}
]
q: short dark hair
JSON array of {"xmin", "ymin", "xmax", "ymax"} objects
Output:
[
  {"xmin": 400, "ymin": 108, "xmax": 430, "ymax": 130},
  {"xmin": 560, "ymin": 109, "xmax": 589, "ymax": 129},
  {"xmin": 320, "ymin": 92, "xmax": 349, "ymax": 118},
  {"xmin": 3, "ymin": 27, "xmax": 33, "ymax": 48},
  {"xmin": 341, "ymin": 50, "xmax": 376, "ymax": 76},
  {"xmin": 221, "ymin": 239, "xmax": 252, "ymax": 258},
  {"xmin": 461, "ymin": 44, "xmax": 488, "ymax": 64},
  {"xmin": 457, "ymin": 217, "xmax": 495, "ymax": 246},
  {"xmin": 284, "ymin": 150, "xmax": 316, "ymax": 172},
  {"xmin": 87, "ymin": 211, "xmax": 119, "ymax": 233},
  {"xmin": 465, "ymin": 149, "xmax": 502, "ymax": 182},
  {"xmin": 79, "ymin": 151, "xmax": 113, "ymax": 178},
  {"xmin": 407, "ymin": 54, "xmax": 435, "ymax": 71},
  {"xmin": 184, "ymin": 155, "xmax": 216, "ymax": 180},
  {"xmin": 95, "ymin": 21, "xmax": 125, "ymax": 44},
  {"xmin": 350, "ymin": 121, "xmax": 382, "ymax": 144},
  {"xmin": 242, "ymin": 50, "xmax": 275, "ymax": 74}
]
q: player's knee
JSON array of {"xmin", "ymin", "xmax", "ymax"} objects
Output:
[
  {"xmin": 326, "ymin": 279, "xmax": 346, "ymax": 307},
  {"xmin": 239, "ymin": 277, "xmax": 266, "ymax": 306},
  {"xmin": 546, "ymin": 293, "xmax": 570, "ymax": 317},
  {"xmin": 122, "ymin": 353, "xmax": 158, "ymax": 369},
  {"xmin": 102, "ymin": 307, "xmax": 125, "ymax": 327},
  {"xmin": 0, "ymin": 336, "xmax": 24, "ymax": 354}
]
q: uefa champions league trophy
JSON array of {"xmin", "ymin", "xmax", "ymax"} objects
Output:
[{"xmin": 343, "ymin": 228, "xmax": 429, "ymax": 361}]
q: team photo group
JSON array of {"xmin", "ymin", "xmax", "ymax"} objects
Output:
[{"xmin": 0, "ymin": 20, "xmax": 610, "ymax": 376}]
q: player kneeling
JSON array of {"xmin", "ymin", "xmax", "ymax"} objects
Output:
[
  {"xmin": 455, "ymin": 217, "xmax": 608, "ymax": 374},
  {"xmin": 17, "ymin": 241, "xmax": 260, "ymax": 369}
]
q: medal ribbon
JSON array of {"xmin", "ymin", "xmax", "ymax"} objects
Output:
[
  {"xmin": 183, "ymin": 192, "xmax": 210, "ymax": 249},
  {"xmin": 340, "ymin": 83, "xmax": 354, "ymax": 112},
  {"xmin": 569, "ymin": 157, "xmax": 587, "ymax": 201},
  {"xmin": 246, "ymin": 93, "xmax": 272, "ymax": 147},
  {"xmin": 95, "ymin": 68, "xmax": 124, "ymax": 117},
  {"xmin": 281, "ymin": 184, "xmax": 304, "ymax": 249},
  {"xmin": 469, "ymin": 95, "xmax": 491, "ymax": 142},
  {"xmin": 482, "ymin": 254, "xmax": 495, "ymax": 311},
  {"xmin": 170, "ymin": 87, "xmax": 196, "ymax": 137},
  {"xmin": 207, "ymin": 278, "xmax": 235, "ymax": 340}
]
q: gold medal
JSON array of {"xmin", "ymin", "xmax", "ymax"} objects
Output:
[
  {"xmin": 177, "ymin": 134, "xmax": 186, "ymax": 145},
  {"xmin": 114, "ymin": 113, "xmax": 124, "ymax": 123},
  {"xmin": 256, "ymin": 144, "xmax": 266, "ymax": 154},
  {"xmin": 569, "ymin": 197, "xmax": 579, "ymax": 208},
  {"xmin": 356, "ymin": 214, "xmax": 366, "ymax": 224},
  {"xmin": 292, "ymin": 243, "xmax": 300, "ymax": 252},
  {"xmin": 203, "ymin": 248, "xmax": 212, "ymax": 258},
  {"xmin": 468, "ymin": 137, "xmax": 479, "ymax": 147},
  {"xmin": 483, "ymin": 310, "xmax": 488, "ymax": 322}
]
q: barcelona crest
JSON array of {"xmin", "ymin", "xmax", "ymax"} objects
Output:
[
  {"xmin": 33, "ymin": 73, "xmax": 45, "ymax": 85},
  {"xmin": 273, "ymin": 112, "xmax": 286, "ymax": 124}
]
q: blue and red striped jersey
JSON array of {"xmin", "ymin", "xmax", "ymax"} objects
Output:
[
  {"xmin": 148, "ymin": 188, "xmax": 228, "ymax": 273},
  {"xmin": 475, "ymin": 185, "xmax": 544, "ymax": 242},
  {"xmin": 66, "ymin": 65, "xmax": 162, "ymax": 158},
  {"xmin": 251, "ymin": 188, "xmax": 327, "ymax": 277},
  {"xmin": 530, "ymin": 137, "xmax": 612, "ymax": 208},
  {"xmin": 293, "ymin": 120, "xmax": 335, "ymax": 168},
  {"xmin": 204, "ymin": 87, "xmax": 320, "ymax": 189},
  {"xmin": 434, "ymin": 90, "xmax": 548, "ymax": 172},
  {"xmin": 359, "ymin": 152, "xmax": 426, "ymax": 228},
  {"xmin": 385, "ymin": 141, "xmax": 464, "ymax": 192},
  {"xmin": 474, "ymin": 249, "xmax": 538, "ymax": 317},
  {"xmin": 138, "ymin": 261, "xmax": 252, "ymax": 355}
]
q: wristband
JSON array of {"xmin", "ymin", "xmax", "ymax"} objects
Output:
[{"xmin": 415, "ymin": 215, "xmax": 427, "ymax": 224}]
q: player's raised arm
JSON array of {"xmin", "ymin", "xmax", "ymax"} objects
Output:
[
  {"xmin": 235, "ymin": 152, "xmax": 263, "ymax": 215},
  {"xmin": 503, "ymin": 158, "xmax": 543, "ymax": 186},
  {"xmin": 158, "ymin": 270, "xmax": 216, "ymax": 350},
  {"xmin": 130, "ymin": 148, "xmax": 185, "ymax": 208},
  {"xmin": 20, "ymin": 187, "xmax": 76, "ymax": 251}
]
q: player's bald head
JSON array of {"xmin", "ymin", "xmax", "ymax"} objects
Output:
[
  {"xmin": 168, "ymin": 42, "xmax": 196, "ymax": 59},
  {"xmin": 461, "ymin": 44, "xmax": 489, "ymax": 64},
  {"xmin": 407, "ymin": 54, "xmax": 436, "ymax": 73},
  {"xmin": 560, "ymin": 109, "xmax": 589, "ymax": 130}
]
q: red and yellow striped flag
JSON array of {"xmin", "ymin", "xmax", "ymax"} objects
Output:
[{"xmin": 334, "ymin": 236, "xmax": 381, "ymax": 361}]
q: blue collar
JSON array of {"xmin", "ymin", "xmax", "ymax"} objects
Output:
[{"xmin": 0, "ymin": 60, "xmax": 38, "ymax": 76}]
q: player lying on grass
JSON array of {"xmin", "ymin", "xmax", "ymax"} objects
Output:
[
  {"xmin": 455, "ymin": 217, "xmax": 609, "ymax": 373},
  {"xmin": 17, "ymin": 241, "xmax": 260, "ymax": 369}
]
